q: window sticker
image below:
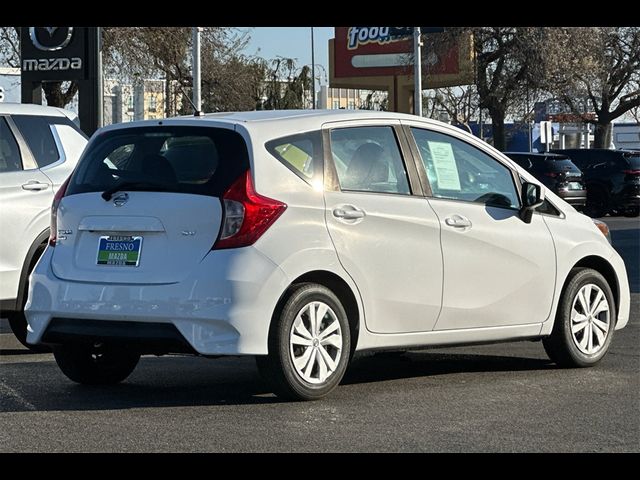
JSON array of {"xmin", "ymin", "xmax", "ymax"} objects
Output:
[{"xmin": 427, "ymin": 141, "xmax": 461, "ymax": 191}]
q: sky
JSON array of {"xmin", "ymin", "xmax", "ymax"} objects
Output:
[{"xmin": 240, "ymin": 27, "xmax": 334, "ymax": 85}]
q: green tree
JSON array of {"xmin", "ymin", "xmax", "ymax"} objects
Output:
[{"xmin": 261, "ymin": 57, "xmax": 312, "ymax": 110}]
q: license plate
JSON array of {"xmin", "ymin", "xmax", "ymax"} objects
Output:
[
  {"xmin": 568, "ymin": 182, "xmax": 583, "ymax": 190},
  {"xmin": 97, "ymin": 235, "xmax": 142, "ymax": 266}
]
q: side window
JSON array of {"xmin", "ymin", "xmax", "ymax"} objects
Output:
[
  {"xmin": 11, "ymin": 115, "xmax": 60, "ymax": 168},
  {"xmin": 266, "ymin": 131, "xmax": 322, "ymax": 184},
  {"xmin": 329, "ymin": 126, "xmax": 410, "ymax": 195},
  {"xmin": 411, "ymin": 127, "xmax": 520, "ymax": 209},
  {"xmin": 0, "ymin": 118, "xmax": 22, "ymax": 173}
]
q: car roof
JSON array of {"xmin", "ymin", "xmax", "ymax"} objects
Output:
[
  {"xmin": 97, "ymin": 109, "xmax": 452, "ymax": 137},
  {"xmin": 0, "ymin": 102, "xmax": 76, "ymax": 119},
  {"xmin": 504, "ymin": 152, "xmax": 570, "ymax": 160}
]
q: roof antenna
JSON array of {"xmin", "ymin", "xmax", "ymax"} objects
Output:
[{"xmin": 176, "ymin": 82, "xmax": 202, "ymax": 117}]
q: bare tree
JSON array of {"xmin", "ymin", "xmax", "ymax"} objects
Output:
[
  {"xmin": 427, "ymin": 85, "xmax": 478, "ymax": 133},
  {"xmin": 541, "ymin": 27, "xmax": 640, "ymax": 148}
]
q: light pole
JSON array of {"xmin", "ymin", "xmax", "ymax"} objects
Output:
[
  {"xmin": 413, "ymin": 27, "xmax": 422, "ymax": 117},
  {"xmin": 311, "ymin": 27, "xmax": 316, "ymax": 109},
  {"xmin": 192, "ymin": 27, "xmax": 202, "ymax": 114}
]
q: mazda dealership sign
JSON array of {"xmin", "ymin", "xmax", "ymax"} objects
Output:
[
  {"xmin": 21, "ymin": 27, "xmax": 88, "ymax": 80},
  {"xmin": 21, "ymin": 27, "xmax": 101, "ymax": 135}
]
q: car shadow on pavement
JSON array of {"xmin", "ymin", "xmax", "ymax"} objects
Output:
[
  {"xmin": 344, "ymin": 351, "xmax": 553, "ymax": 386},
  {"xmin": 0, "ymin": 348, "xmax": 37, "ymax": 356},
  {"xmin": 1, "ymin": 351, "xmax": 554, "ymax": 413}
]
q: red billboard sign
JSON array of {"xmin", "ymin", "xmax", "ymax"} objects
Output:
[{"xmin": 333, "ymin": 26, "xmax": 463, "ymax": 79}]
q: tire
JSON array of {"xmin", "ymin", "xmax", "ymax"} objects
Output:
[
  {"xmin": 8, "ymin": 242, "xmax": 50, "ymax": 353},
  {"xmin": 7, "ymin": 312, "xmax": 50, "ymax": 353},
  {"xmin": 256, "ymin": 283, "xmax": 351, "ymax": 401},
  {"xmin": 624, "ymin": 206, "xmax": 639, "ymax": 217},
  {"xmin": 543, "ymin": 268, "xmax": 616, "ymax": 368},
  {"xmin": 584, "ymin": 187, "xmax": 609, "ymax": 218},
  {"xmin": 53, "ymin": 343, "xmax": 140, "ymax": 385}
]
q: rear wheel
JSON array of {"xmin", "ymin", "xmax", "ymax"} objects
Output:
[
  {"xmin": 7, "ymin": 312, "xmax": 49, "ymax": 353},
  {"xmin": 584, "ymin": 187, "xmax": 609, "ymax": 218},
  {"xmin": 8, "ymin": 242, "xmax": 50, "ymax": 353},
  {"xmin": 256, "ymin": 283, "xmax": 351, "ymax": 401},
  {"xmin": 53, "ymin": 343, "xmax": 140, "ymax": 384},
  {"xmin": 543, "ymin": 268, "xmax": 615, "ymax": 367},
  {"xmin": 624, "ymin": 206, "xmax": 639, "ymax": 217}
]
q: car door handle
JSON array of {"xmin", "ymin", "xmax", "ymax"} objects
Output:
[
  {"xmin": 333, "ymin": 207, "xmax": 366, "ymax": 219},
  {"xmin": 445, "ymin": 215, "xmax": 472, "ymax": 228},
  {"xmin": 21, "ymin": 181, "xmax": 49, "ymax": 191}
]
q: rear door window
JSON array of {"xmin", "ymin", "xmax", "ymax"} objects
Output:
[
  {"xmin": 67, "ymin": 126, "xmax": 249, "ymax": 197},
  {"xmin": 0, "ymin": 117, "xmax": 22, "ymax": 173},
  {"xmin": 11, "ymin": 115, "xmax": 60, "ymax": 167},
  {"xmin": 329, "ymin": 126, "xmax": 411, "ymax": 195}
]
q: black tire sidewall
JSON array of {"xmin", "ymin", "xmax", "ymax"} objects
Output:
[
  {"xmin": 585, "ymin": 187, "xmax": 609, "ymax": 218},
  {"xmin": 7, "ymin": 312, "xmax": 50, "ymax": 353},
  {"xmin": 557, "ymin": 268, "xmax": 616, "ymax": 366},
  {"xmin": 270, "ymin": 284, "xmax": 351, "ymax": 400},
  {"xmin": 53, "ymin": 344, "xmax": 140, "ymax": 385}
]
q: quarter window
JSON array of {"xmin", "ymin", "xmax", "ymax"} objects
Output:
[
  {"xmin": 411, "ymin": 127, "xmax": 519, "ymax": 209},
  {"xmin": 330, "ymin": 126, "xmax": 410, "ymax": 195},
  {"xmin": 266, "ymin": 131, "xmax": 322, "ymax": 184}
]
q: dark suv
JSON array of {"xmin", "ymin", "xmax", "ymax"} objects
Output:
[
  {"xmin": 551, "ymin": 149, "xmax": 640, "ymax": 217},
  {"xmin": 504, "ymin": 152, "xmax": 586, "ymax": 209}
]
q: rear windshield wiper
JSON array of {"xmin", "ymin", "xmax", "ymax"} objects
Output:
[{"xmin": 102, "ymin": 180, "xmax": 170, "ymax": 201}]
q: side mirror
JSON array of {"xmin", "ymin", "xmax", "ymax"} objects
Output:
[{"xmin": 519, "ymin": 182, "xmax": 545, "ymax": 224}]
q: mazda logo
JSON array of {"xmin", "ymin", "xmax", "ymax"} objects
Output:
[
  {"xmin": 29, "ymin": 27, "xmax": 74, "ymax": 52},
  {"xmin": 113, "ymin": 193, "xmax": 129, "ymax": 207}
]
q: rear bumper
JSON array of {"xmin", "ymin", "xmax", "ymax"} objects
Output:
[
  {"xmin": 613, "ymin": 185, "xmax": 640, "ymax": 208},
  {"xmin": 556, "ymin": 189, "xmax": 587, "ymax": 207},
  {"xmin": 25, "ymin": 246, "xmax": 290, "ymax": 355}
]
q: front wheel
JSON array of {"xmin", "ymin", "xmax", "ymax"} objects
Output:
[
  {"xmin": 543, "ymin": 268, "xmax": 615, "ymax": 367},
  {"xmin": 53, "ymin": 343, "xmax": 140, "ymax": 385},
  {"xmin": 256, "ymin": 283, "xmax": 351, "ymax": 401}
]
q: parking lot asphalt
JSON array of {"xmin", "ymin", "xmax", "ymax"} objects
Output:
[{"xmin": 1, "ymin": 216, "xmax": 638, "ymax": 452}]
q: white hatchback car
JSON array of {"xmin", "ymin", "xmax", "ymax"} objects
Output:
[
  {"xmin": 0, "ymin": 103, "xmax": 87, "ymax": 349},
  {"xmin": 25, "ymin": 110, "xmax": 630, "ymax": 400}
]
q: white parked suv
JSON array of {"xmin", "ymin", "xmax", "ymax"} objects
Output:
[
  {"xmin": 0, "ymin": 103, "xmax": 87, "ymax": 350},
  {"xmin": 25, "ymin": 110, "xmax": 630, "ymax": 399}
]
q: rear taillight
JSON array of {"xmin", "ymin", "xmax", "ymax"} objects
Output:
[
  {"xmin": 49, "ymin": 176, "xmax": 71, "ymax": 247},
  {"xmin": 213, "ymin": 171, "xmax": 287, "ymax": 250},
  {"xmin": 622, "ymin": 169, "xmax": 640, "ymax": 175}
]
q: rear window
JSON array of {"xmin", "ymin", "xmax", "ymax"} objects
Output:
[
  {"xmin": 624, "ymin": 153, "xmax": 640, "ymax": 169},
  {"xmin": 67, "ymin": 126, "xmax": 249, "ymax": 197},
  {"xmin": 544, "ymin": 158, "xmax": 581, "ymax": 173}
]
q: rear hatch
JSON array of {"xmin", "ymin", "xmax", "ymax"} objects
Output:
[
  {"xmin": 52, "ymin": 125, "xmax": 249, "ymax": 284},
  {"xmin": 622, "ymin": 152, "xmax": 640, "ymax": 184},
  {"xmin": 545, "ymin": 155, "xmax": 584, "ymax": 189}
]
